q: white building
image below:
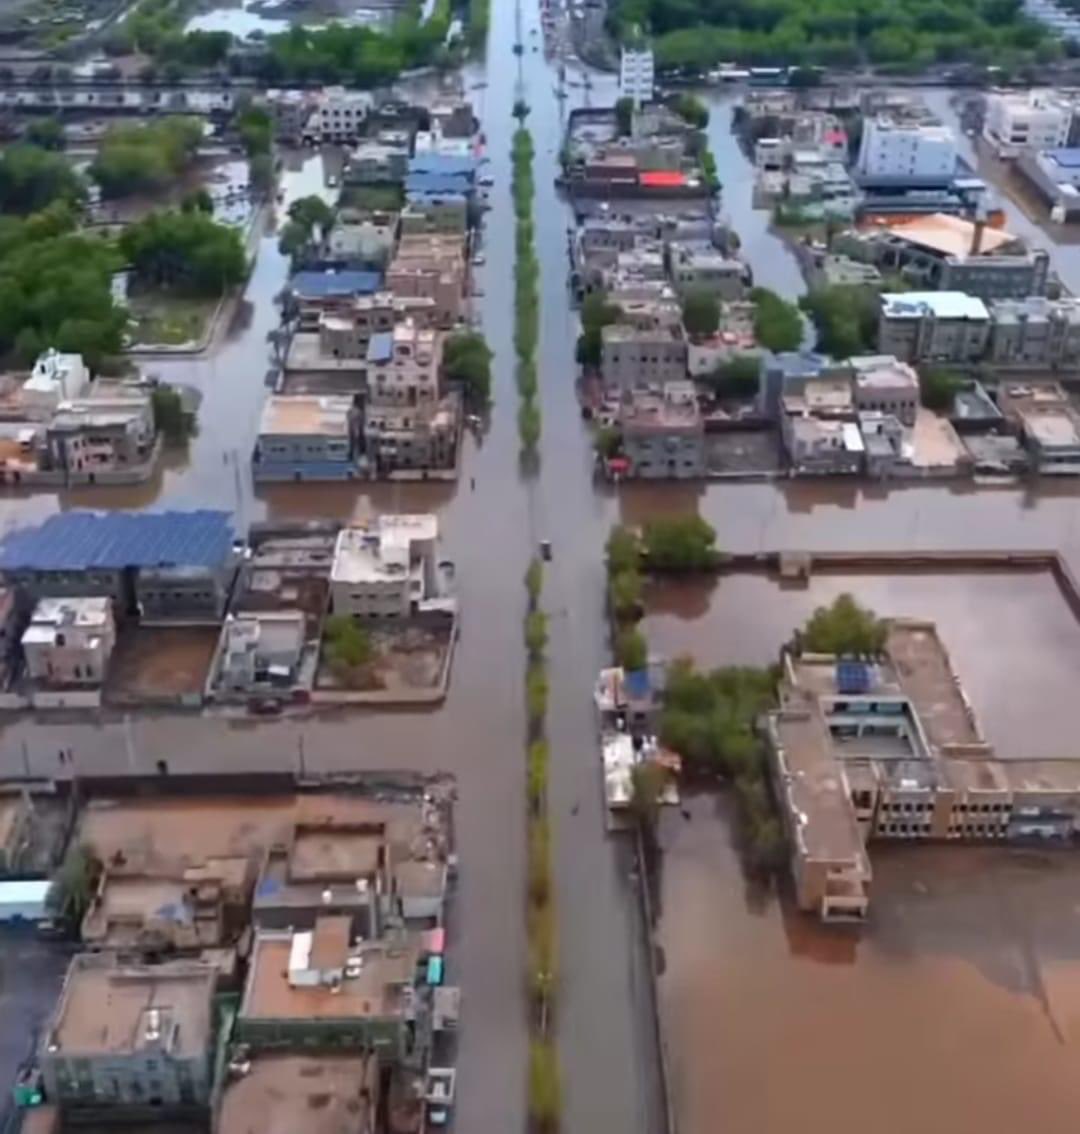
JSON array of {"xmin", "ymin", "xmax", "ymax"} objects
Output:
[
  {"xmin": 311, "ymin": 86, "xmax": 372, "ymax": 143},
  {"xmin": 856, "ymin": 116, "xmax": 957, "ymax": 182},
  {"xmin": 330, "ymin": 514, "xmax": 443, "ymax": 619},
  {"xmin": 984, "ymin": 91, "xmax": 1073, "ymax": 158},
  {"xmin": 218, "ymin": 611, "xmax": 306, "ymax": 692},
  {"xmin": 619, "ymin": 45, "xmax": 654, "ymax": 107},
  {"xmin": 20, "ymin": 350, "xmax": 89, "ymax": 418},
  {"xmin": 21, "ymin": 596, "xmax": 116, "ymax": 686}
]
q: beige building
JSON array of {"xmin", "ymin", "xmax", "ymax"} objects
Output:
[
  {"xmin": 385, "ymin": 234, "xmax": 466, "ymax": 328},
  {"xmin": 367, "ymin": 320, "xmax": 441, "ymax": 408},
  {"xmin": 21, "ymin": 596, "xmax": 116, "ymax": 686},
  {"xmin": 601, "ymin": 325, "xmax": 687, "ymax": 389},
  {"xmin": 619, "ymin": 381, "xmax": 705, "ymax": 478},
  {"xmin": 848, "ymin": 354, "xmax": 920, "ymax": 426},
  {"xmin": 330, "ymin": 514, "xmax": 440, "ymax": 619}
]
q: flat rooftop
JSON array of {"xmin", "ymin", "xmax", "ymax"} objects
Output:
[
  {"xmin": 218, "ymin": 1055, "xmax": 378, "ymax": 1134},
  {"xmin": 49, "ymin": 955, "xmax": 215, "ymax": 1056},
  {"xmin": 331, "ymin": 515, "xmax": 438, "ymax": 586},
  {"xmin": 883, "ymin": 212, "xmax": 1016, "ymax": 259},
  {"xmin": 259, "ymin": 396, "xmax": 354, "ymax": 437}
]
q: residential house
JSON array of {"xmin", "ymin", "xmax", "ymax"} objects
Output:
[
  {"xmin": 19, "ymin": 349, "xmax": 89, "ymax": 419},
  {"xmin": 878, "ymin": 291, "xmax": 991, "ymax": 365},
  {"xmin": 45, "ymin": 395, "xmax": 156, "ymax": 481},
  {"xmin": 984, "ymin": 90, "xmax": 1073, "ymax": 158},
  {"xmin": 325, "ymin": 209, "xmax": 398, "ymax": 265},
  {"xmin": 344, "ymin": 140, "xmax": 410, "ymax": 185},
  {"xmin": 253, "ymin": 396, "xmax": 359, "ymax": 482},
  {"xmin": 399, "ymin": 195, "xmax": 468, "ymax": 235},
  {"xmin": 217, "ymin": 610, "xmax": 306, "ymax": 692},
  {"xmin": 385, "ymin": 234, "xmax": 466, "ymax": 328},
  {"xmin": 849, "ymin": 355, "xmax": 920, "ymax": 426},
  {"xmin": 618, "ymin": 381, "xmax": 705, "ymax": 478},
  {"xmin": 21, "ymin": 596, "xmax": 116, "ymax": 686},
  {"xmin": 330, "ymin": 515, "xmax": 440, "ymax": 619},
  {"xmin": 986, "ymin": 295, "xmax": 1080, "ymax": 368},
  {"xmin": 782, "ymin": 415, "xmax": 865, "ymax": 475},
  {"xmin": 601, "ymin": 324, "xmax": 687, "ymax": 388},
  {"xmin": 667, "ymin": 242, "xmax": 746, "ymax": 299}
]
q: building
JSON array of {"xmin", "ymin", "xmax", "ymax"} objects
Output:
[
  {"xmin": 344, "ymin": 139, "xmax": 410, "ymax": 185},
  {"xmin": 40, "ymin": 954, "xmax": 217, "ymax": 1114},
  {"xmin": 363, "ymin": 399, "xmax": 459, "ymax": 475},
  {"xmin": 858, "ymin": 411, "xmax": 908, "ymax": 477},
  {"xmin": 998, "ymin": 382, "xmax": 1080, "ymax": 473},
  {"xmin": 0, "ymin": 510, "xmax": 236, "ymax": 622},
  {"xmin": 601, "ymin": 324, "xmax": 686, "ymax": 388},
  {"xmin": 45, "ymin": 395, "xmax": 156, "ymax": 481},
  {"xmin": 309, "ymin": 87, "xmax": 371, "ymax": 143},
  {"xmin": 19, "ymin": 349, "xmax": 88, "ymax": 418},
  {"xmin": 289, "ymin": 270, "xmax": 383, "ymax": 332},
  {"xmin": 385, "ymin": 234, "xmax": 466, "ymax": 328},
  {"xmin": 216, "ymin": 610, "xmax": 306, "ymax": 693},
  {"xmin": 667, "ymin": 242, "xmax": 746, "ymax": 299},
  {"xmin": 781, "ymin": 415, "xmax": 864, "ymax": 476},
  {"xmin": 21, "ymin": 596, "xmax": 116, "ymax": 686},
  {"xmin": 759, "ymin": 351, "xmax": 848, "ymax": 420},
  {"xmin": 330, "ymin": 515, "xmax": 440, "ymax": 619},
  {"xmin": 252, "ymin": 396, "xmax": 360, "ymax": 482},
  {"xmin": 848, "ymin": 354, "xmax": 920, "ymax": 426},
  {"xmin": 987, "ymin": 296, "xmax": 1080, "ymax": 368},
  {"xmin": 399, "ymin": 195, "xmax": 469, "ymax": 236},
  {"xmin": 984, "ymin": 90, "xmax": 1072, "ymax": 158},
  {"xmin": 878, "ymin": 291, "xmax": 990, "ymax": 365},
  {"xmin": 618, "ymin": 381, "xmax": 705, "ymax": 478},
  {"xmin": 855, "ymin": 115, "xmax": 957, "ymax": 184},
  {"xmin": 367, "ymin": 320, "xmax": 441, "ymax": 408},
  {"xmin": 1017, "ymin": 147, "xmax": 1080, "ymax": 221},
  {"xmin": 325, "ymin": 209, "xmax": 398, "ymax": 266},
  {"xmin": 618, "ymin": 44, "xmax": 654, "ymax": 106}
]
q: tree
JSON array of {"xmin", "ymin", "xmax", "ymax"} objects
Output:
[
  {"xmin": 288, "ymin": 194, "xmax": 335, "ymax": 238},
  {"xmin": 799, "ymin": 593, "xmax": 888, "ymax": 656},
  {"xmin": 525, "ymin": 610, "xmax": 548, "ymax": 657},
  {"xmin": 249, "ymin": 152, "xmax": 274, "ymax": 194},
  {"xmin": 236, "ymin": 105, "xmax": 273, "ymax": 157},
  {"xmin": 751, "ymin": 287, "xmax": 803, "ymax": 352},
  {"xmin": 527, "ymin": 739, "xmax": 549, "ymax": 812},
  {"xmin": 24, "ymin": 117, "xmax": 65, "ymax": 151},
  {"xmin": 681, "ymin": 286, "xmax": 720, "ymax": 338},
  {"xmin": 642, "ymin": 515, "xmax": 720, "ymax": 571},
  {"xmin": 920, "ymin": 367, "xmax": 961, "ymax": 412},
  {"xmin": 0, "ymin": 145, "xmax": 84, "ymax": 214},
  {"xmin": 47, "ymin": 844, "xmax": 101, "ymax": 925},
  {"xmin": 151, "ymin": 385, "xmax": 193, "ymax": 443},
  {"xmin": 443, "ymin": 330, "xmax": 493, "ymax": 407},
  {"xmin": 324, "ymin": 614, "xmax": 373, "ymax": 677},
  {"xmin": 594, "ymin": 424, "xmax": 621, "ymax": 459},
  {"xmin": 519, "ymin": 398, "xmax": 541, "ymax": 450},
  {"xmin": 616, "ymin": 626, "xmax": 648, "ymax": 670},
  {"xmin": 670, "ymin": 91, "xmax": 709, "ymax": 128},
  {"xmin": 181, "ymin": 188, "xmax": 214, "ymax": 215},
  {"xmin": 528, "ymin": 1039, "xmax": 562, "ymax": 1134},
  {"xmin": 577, "ymin": 290, "xmax": 621, "ymax": 368},
  {"xmin": 606, "ymin": 525, "xmax": 641, "ymax": 576},
  {"xmin": 630, "ymin": 760, "xmax": 668, "ymax": 834},
  {"xmin": 121, "ymin": 209, "xmax": 246, "ymax": 297},
  {"xmin": 706, "ymin": 354, "xmax": 761, "ymax": 399},
  {"xmin": 800, "ymin": 285, "xmax": 879, "ymax": 358},
  {"xmin": 90, "ymin": 118, "xmax": 203, "ymax": 200},
  {"xmin": 615, "ymin": 95, "xmax": 634, "ymax": 136},
  {"xmin": 609, "ymin": 568, "xmax": 643, "ymax": 621}
]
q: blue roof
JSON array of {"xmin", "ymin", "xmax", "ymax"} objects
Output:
[
  {"xmin": 409, "ymin": 153, "xmax": 476, "ymax": 177},
  {"xmin": 406, "ymin": 190, "xmax": 467, "ymax": 207},
  {"xmin": 0, "ymin": 510, "xmax": 234, "ymax": 572},
  {"xmin": 1047, "ymin": 148, "xmax": 1080, "ymax": 168},
  {"xmin": 405, "ymin": 172, "xmax": 472, "ymax": 195},
  {"xmin": 290, "ymin": 269, "xmax": 381, "ymax": 299},
  {"xmin": 367, "ymin": 331, "xmax": 393, "ymax": 363},
  {"xmin": 624, "ymin": 667, "xmax": 651, "ymax": 700}
]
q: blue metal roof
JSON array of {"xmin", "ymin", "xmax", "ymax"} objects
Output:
[
  {"xmin": 409, "ymin": 153, "xmax": 476, "ymax": 177},
  {"xmin": 406, "ymin": 190, "xmax": 467, "ymax": 207},
  {"xmin": 624, "ymin": 667, "xmax": 651, "ymax": 700},
  {"xmin": 0, "ymin": 510, "xmax": 234, "ymax": 572},
  {"xmin": 367, "ymin": 331, "xmax": 393, "ymax": 363},
  {"xmin": 405, "ymin": 172, "xmax": 472, "ymax": 196},
  {"xmin": 290, "ymin": 269, "xmax": 382, "ymax": 299},
  {"xmin": 1047, "ymin": 148, "xmax": 1080, "ymax": 168}
]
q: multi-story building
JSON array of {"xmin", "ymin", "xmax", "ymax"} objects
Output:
[
  {"xmin": 385, "ymin": 234, "xmax": 466, "ymax": 328},
  {"xmin": 330, "ymin": 515, "xmax": 440, "ymax": 619},
  {"xmin": 289, "ymin": 269, "xmax": 382, "ymax": 331},
  {"xmin": 998, "ymin": 382, "xmax": 1080, "ymax": 473},
  {"xmin": 45, "ymin": 396, "xmax": 156, "ymax": 480},
  {"xmin": 983, "ymin": 90, "xmax": 1072, "ymax": 158},
  {"xmin": 986, "ymin": 295, "xmax": 1080, "ymax": 368},
  {"xmin": 19, "ymin": 349, "xmax": 89, "ymax": 418},
  {"xmin": 367, "ymin": 320, "xmax": 441, "ymax": 408},
  {"xmin": 325, "ymin": 209, "xmax": 398, "ymax": 265},
  {"xmin": 618, "ymin": 44, "xmax": 654, "ymax": 106},
  {"xmin": 217, "ymin": 610, "xmax": 307, "ymax": 692},
  {"xmin": 40, "ymin": 954, "xmax": 217, "ymax": 1115},
  {"xmin": 309, "ymin": 87, "xmax": 371, "ymax": 143},
  {"xmin": 313, "ymin": 293, "xmax": 437, "ymax": 363},
  {"xmin": 855, "ymin": 115, "xmax": 957, "ymax": 184},
  {"xmin": 667, "ymin": 242, "xmax": 746, "ymax": 299},
  {"xmin": 601, "ymin": 324, "xmax": 686, "ymax": 388},
  {"xmin": 253, "ymin": 396, "xmax": 359, "ymax": 482},
  {"xmin": 878, "ymin": 291, "xmax": 990, "ymax": 364},
  {"xmin": 618, "ymin": 381, "xmax": 705, "ymax": 478},
  {"xmin": 343, "ymin": 139, "xmax": 410, "ymax": 185},
  {"xmin": 363, "ymin": 401, "xmax": 459, "ymax": 475},
  {"xmin": 21, "ymin": 596, "xmax": 116, "ymax": 686},
  {"xmin": 781, "ymin": 414, "xmax": 864, "ymax": 476},
  {"xmin": 848, "ymin": 354, "xmax": 920, "ymax": 426}
]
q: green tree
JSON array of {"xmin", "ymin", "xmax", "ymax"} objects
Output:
[
  {"xmin": 525, "ymin": 558, "xmax": 543, "ymax": 604},
  {"xmin": 24, "ymin": 117, "xmax": 65, "ymax": 151},
  {"xmin": 615, "ymin": 95, "xmax": 635, "ymax": 136},
  {"xmin": 528, "ymin": 814, "xmax": 552, "ymax": 904},
  {"xmin": 799, "ymin": 593, "xmax": 887, "ymax": 655},
  {"xmin": 616, "ymin": 626, "xmax": 648, "ymax": 670},
  {"xmin": 681, "ymin": 286, "xmax": 720, "ymax": 338},
  {"xmin": 919, "ymin": 367, "xmax": 962, "ymax": 412},
  {"xmin": 642, "ymin": 515, "xmax": 720, "ymax": 571},
  {"xmin": 249, "ymin": 152, "xmax": 274, "ymax": 194},
  {"xmin": 237, "ymin": 105, "xmax": 273, "ymax": 157},
  {"xmin": 525, "ymin": 610, "xmax": 549, "ymax": 657},
  {"xmin": 121, "ymin": 209, "xmax": 246, "ymax": 297},
  {"xmin": 0, "ymin": 145, "xmax": 84, "ymax": 214},
  {"xmin": 181, "ymin": 188, "xmax": 214, "ymax": 215},
  {"xmin": 630, "ymin": 760, "xmax": 668, "ymax": 834},
  {"xmin": 800, "ymin": 285, "xmax": 879, "ymax": 358},
  {"xmin": 594, "ymin": 424, "xmax": 622, "ymax": 459},
  {"xmin": 606, "ymin": 525, "xmax": 641, "ymax": 576},
  {"xmin": 443, "ymin": 330, "xmax": 493, "ymax": 407},
  {"xmin": 47, "ymin": 844, "xmax": 101, "ymax": 924},
  {"xmin": 527, "ymin": 739, "xmax": 549, "ymax": 812},
  {"xmin": 519, "ymin": 398, "xmax": 541, "ymax": 450},
  {"xmin": 577, "ymin": 290, "xmax": 621, "ymax": 368},
  {"xmin": 90, "ymin": 118, "xmax": 203, "ymax": 200},
  {"xmin": 751, "ymin": 287, "xmax": 803, "ymax": 352},
  {"xmin": 151, "ymin": 385, "xmax": 193, "ymax": 444},
  {"xmin": 609, "ymin": 568, "xmax": 643, "ymax": 621},
  {"xmin": 324, "ymin": 614, "xmax": 373, "ymax": 676},
  {"xmin": 528, "ymin": 1039, "xmax": 562, "ymax": 1134},
  {"xmin": 670, "ymin": 91, "xmax": 709, "ymax": 128},
  {"xmin": 705, "ymin": 353, "xmax": 761, "ymax": 399}
]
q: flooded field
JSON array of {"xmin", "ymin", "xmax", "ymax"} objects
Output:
[
  {"xmin": 643, "ymin": 567, "xmax": 1080, "ymax": 760},
  {"xmin": 657, "ymin": 791, "xmax": 1080, "ymax": 1134}
]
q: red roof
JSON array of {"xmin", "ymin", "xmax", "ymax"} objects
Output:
[{"xmin": 640, "ymin": 170, "xmax": 687, "ymax": 188}]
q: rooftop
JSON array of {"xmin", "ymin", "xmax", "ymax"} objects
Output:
[
  {"xmin": 47, "ymin": 954, "xmax": 215, "ymax": 1057},
  {"xmin": 1020, "ymin": 408, "xmax": 1080, "ymax": 449},
  {"xmin": 881, "ymin": 291, "xmax": 989, "ymax": 321},
  {"xmin": 0, "ymin": 510, "xmax": 234, "ymax": 573},
  {"xmin": 291, "ymin": 270, "xmax": 382, "ymax": 300},
  {"xmin": 849, "ymin": 355, "xmax": 919, "ymax": 393},
  {"xmin": 331, "ymin": 515, "xmax": 438, "ymax": 587},
  {"xmin": 25, "ymin": 595, "xmax": 111, "ymax": 630},
  {"xmin": 882, "ymin": 213, "xmax": 1015, "ymax": 260},
  {"xmin": 620, "ymin": 381, "xmax": 702, "ymax": 433},
  {"xmin": 259, "ymin": 396, "xmax": 354, "ymax": 438}
]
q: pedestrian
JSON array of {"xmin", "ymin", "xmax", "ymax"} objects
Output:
[
  {"xmin": 470, "ymin": 477, "xmax": 475, "ymax": 490},
  {"xmin": 57, "ymin": 749, "xmax": 65, "ymax": 765}
]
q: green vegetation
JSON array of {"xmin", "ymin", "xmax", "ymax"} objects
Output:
[
  {"xmin": 468, "ymin": 0, "xmax": 491, "ymax": 48},
  {"xmin": 920, "ymin": 367, "xmax": 963, "ymax": 412},
  {"xmin": 576, "ymin": 290, "xmax": 621, "ymax": 368},
  {"xmin": 642, "ymin": 515, "xmax": 721, "ymax": 571},
  {"xmin": 443, "ymin": 330, "xmax": 493, "ymax": 408},
  {"xmin": 800, "ymin": 284, "xmax": 879, "ymax": 358},
  {"xmin": 237, "ymin": 106, "xmax": 273, "ymax": 159},
  {"xmin": 513, "ymin": 127, "xmax": 541, "ymax": 453},
  {"xmin": 90, "ymin": 118, "xmax": 203, "ymax": 201},
  {"xmin": 528, "ymin": 1038, "xmax": 562, "ymax": 1134},
  {"xmin": 700, "ymin": 148, "xmax": 720, "ymax": 193},
  {"xmin": 609, "ymin": 568, "xmax": 643, "ymax": 622},
  {"xmin": 151, "ymin": 385, "xmax": 194, "ymax": 443},
  {"xmin": 340, "ymin": 184, "xmax": 405, "ymax": 212},
  {"xmin": 610, "ymin": 0, "xmax": 1057, "ymax": 73},
  {"xmin": 525, "ymin": 558, "xmax": 543, "ymax": 604},
  {"xmin": 798, "ymin": 593, "xmax": 887, "ymax": 655},
  {"xmin": 525, "ymin": 610, "xmax": 549, "ymax": 657},
  {"xmin": 615, "ymin": 95, "xmax": 635, "ymax": 136},
  {"xmin": 751, "ymin": 287, "xmax": 803, "ymax": 353},
  {"xmin": 527, "ymin": 740, "xmax": 549, "ymax": 813},
  {"xmin": 47, "ymin": 844, "xmax": 101, "ymax": 926},
  {"xmin": 121, "ymin": 0, "xmax": 231, "ymax": 68},
  {"xmin": 323, "ymin": 614, "xmax": 374, "ymax": 679},
  {"xmin": 704, "ymin": 354, "xmax": 761, "ymax": 399},
  {"xmin": 616, "ymin": 626, "xmax": 648, "ymax": 670},
  {"xmin": 278, "ymin": 194, "xmax": 335, "ymax": 261},
  {"xmin": 670, "ymin": 91, "xmax": 709, "ymax": 128},
  {"xmin": 526, "ymin": 662, "xmax": 549, "ymax": 728},
  {"xmin": 24, "ymin": 118, "xmax": 65, "ymax": 152},
  {"xmin": 681, "ymin": 285, "xmax": 720, "ymax": 339},
  {"xmin": 121, "ymin": 210, "xmax": 247, "ymax": 297},
  {"xmin": 0, "ymin": 203, "xmax": 125, "ymax": 368},
  {"xmin": 606, "ymin": 525, "xmax": 643, "ymax": 576},
  {"xmin": 181, "ymin": 188, "xmax": 213, "ymax": 215},
  {"xmin": 128, "ymin": 290, "xmax": 215, "ymax": 346},
  {"xmin": 594, "ymin": 423, "xmax": 622, "ymax": 460},
  {"xmin": 0, "ymin": 145, "xmax": 83, "ymax": 215}
]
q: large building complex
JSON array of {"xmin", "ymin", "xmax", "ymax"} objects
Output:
[
  {"xmin": 983, "ymin": 90, "xmax": 1073, "ymax": 158},
  {"xmin": 856, "ymin": 115, "xmax": 957, "ymax": 184}
]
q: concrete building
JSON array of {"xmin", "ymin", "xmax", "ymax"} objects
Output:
[
  {"xmin": 856, "ymin": 115, "xmax": 957, "ymax": 184},
  {"xmin": 858, "ymin": 411, "xmax": 908, "ymax": 477},
  {"xmin": 363, "ymin": 399, "xmax": 459, "ymax": 475},
  {"xmin": 40, "ymin": 954, "xmax": 217, "ymax": 1114},
  {"xmin": 385, "ymin": 234, "xmax": 466, "ymax": 328},
  {"xmin": 45, "ymin": 396, "xmax": 156, "ymax": 480},
  {"xmin": 781, "ymin": 415, "xmax": 864, "ymax": 476},
  {"xmin": 330, "ymin": 515, "xmax": 440, "ymax": 619},
  {"xmin": 667, "ymin": 242, "xmax": 746, "ymax": 299},
  {"xmin": 878, "ymin": 291, "xmax": 991, "ymax": 365},
  {"xmin": 21, "ymin": 596, "xmax": 116, "ymax": 686},
  {"xmin": 601, "ymin": 324, "xmax": 687, "ymax": 388},
  {"xmin": 217, "ymin": 610, "xmax": 306, "ymax": 692},
  {"xmin": 344, "ymin": 139, "xmax": 410, "ymax": 185},
  {"xmin": 1017, "ymin": 147, "xmax": 1080, "ymax": 221},
  {"xmin": 367, "ymin": 320, "xmax": 441, "ymax": 408},
  {"xmin": 759, "ymin": 351, "xmax": 849, "ymax": 420},
  {"xmin": 984, "ymin": 90, "xmax": 1073, "ymax": 158},
  {"xmin": 311, "ymin": 293, "xmax": 438, "ymax": 367},
  {"xmin": 987, "ymin": 295, "xmax": 1080, "ymax": 368},
  {"xmin": 289, "ymin": 270, "xmax": 383, "ymax": 332},
  {"xmin": 618, "ymin": 381, "xmax": 705, "ymax": 478},
  {"xmin": 19, "ymin": 349, "xmax": 89, "ymax": 418},
  {"xmin": 399, "ymin": 195, "xmax": 468, "ymax": 236},
  {"xmin": 998, "ymin": 382, "xmax": 1080, "ymax": 473},
  {"xmin": 309, "ymin": 87, "xmax": 372, "ymax": 143},
  {"xmin": 849, "ymin": 354, "xmax": 920, "ymax": 426},
  {"xmin": 325, "ymin": 209, "xmax": 398, "ymax": 265},
  {"xmin": 253, "ymin": 396, "xmax": 359, "ymax": 482},
  {"xmin": 618, "ymin": 44, "xmax": 654, "ymax": 106}
]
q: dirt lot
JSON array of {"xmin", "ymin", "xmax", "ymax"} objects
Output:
[
  {"xmin": 316, "ymin": 622, "xmax": 453, "ymax": 694},
  {"xmin": 106, "ymin": 626, "xmax": 219, "ymax": 703}
]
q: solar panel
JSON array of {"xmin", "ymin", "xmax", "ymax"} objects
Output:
[{"xmin": 836, "ymin": 660, "xmax": 871, "ymax": 695}]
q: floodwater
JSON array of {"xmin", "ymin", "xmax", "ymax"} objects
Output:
[{"xmin": 643, "ymin": 566, "xmax": 1080, "ymax": 760}]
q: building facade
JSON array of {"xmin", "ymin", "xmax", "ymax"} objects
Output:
[
  {"xmin": 253, "ymin": 396, "xmax": 359, "ymax": 482},
  {"xmin": 21, "ymin": 596, "xmax": 116, "ymax": 685},
  {"xmin": 849, "ymin": 355, "xmax": 920, "ymax": 425},
  {"xmin": 618, "ymin": 45, "xmax": 654, "ymax": 106},
  {"xmin": 330, "ymin": 515, "xmax": 439, "ymax": 619},
  {"xmin": 984, "ymin": 91, "xmax": 1072, "ymax": 158},
  {"xmin": 619, "ymin": 381, "xmax": 705, "ymax": 478},
  {"xmin": 878, "ymin": 292, "xmax": 990, "ymax": 364},
  {"xmin": 856, "ymin": 116, "xmax": 957, "ymax": 183},
  {"xmin": 601, "ymin": 325, "xmax": 687, "ymax": 388},
  {"xmin": 986, "ymin": 296, "xmax": 1080, "ymax": 368}
]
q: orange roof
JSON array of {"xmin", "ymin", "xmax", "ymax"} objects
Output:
[{"xmin": 640, "ymin": 170, "xmax": 687, "ymax": 188}]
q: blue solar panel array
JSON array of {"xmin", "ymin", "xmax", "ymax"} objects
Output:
[
  {"xmin": 0, "ymin": 510, "xmax": 235, "ymax": 572},
  {"xmin": 290, "ymin": 270, "xmax": 382, "ymax": 299},
  {"xmin": 835, "ymin": 660, "xmax": 871, "ymax": 695}
]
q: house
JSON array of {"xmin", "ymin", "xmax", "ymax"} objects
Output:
[
  {"xmin": 363, "ymin": 400, "xmax": 459, "ymax": 476},
  {"xmin": 45, "ymin": 395, "xmax": 156, "ymax": 481},
  {"xmin": 984, "ymin": 91, "xmax": 1073, "ymax": 158},
  {"xmin": 619, "ymin": 44, "xmax": 654, "ymax": 106},
  {"xmin": 252, "ymin": 396, "xmax": 359, "ymax": 482},
  {"xmin": 782, "ymin": 415, "xmax": 864, "ymax": 475},
  {"xmin": 289, "ymin": 270, "xmax": 383, "ymax": 332},
  {"xmin": 667, "ymin": 242, "xmax": 746, "ymax": 299},
  {"xmin": 759, "ymin": 351, "xmax": 848, "ymax": 420},
  {"xmin": 986, "ymin": 295, "xmax": 1080, "ymax": 369},
  {"xmin": 619, "ymin": 381, "xmax": 705, "ymax": 479},
  {"xmin": 399, "ymin": 195, "xmax": 468, "ymax": 236},
  {"xmin": 1016, "ymin": 147, "xmax": 1080, "ymax": 222},
  {"xmin": 856, "ymin": 115, "xmax": 957, "ymax": 185},
  {"xmin": 19, "ymin": 349, "xmax": 88, "ymax": 418},
  {"xmin": 343, "ymin": 140, "xmax": 410, "ymax": 185},
  {"xmin": 330, "ymin": 515, "xmax": 441, "ymax": 619},
  {"xmin": 859, "ymin": 411, "xmax": 907, "ymax": 477},
  {"xmin": 217, "ymin": 611, "xmax": 306, "ymax": 693},
  {"xmin": 325, "ymin": 209, "xmax": 398, "ymax": 266},
  {"xmin": 308, "ymin": 87, "xmax": 371, "ymax": 143},
  {"xmin": 848, "ymin": 355, "xmax": 919, "ymax": 426},
  {"xmin": 601, "ymin": 324, "xmax": 686, "ymax": 388},
  {"xmin": 367, "ymin": 320, "xmax": 441, "ymax": 408},
  {"xmin": 385, "ymin": 234, "xmax": 466, "ymax": 328},
  {"xmin": 21, "ymin": 596, "xmax": 116, "ymax": 687},
  {"xmin": 877, "ymin": 291, "xmax": 990, "ymax": 365}
]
